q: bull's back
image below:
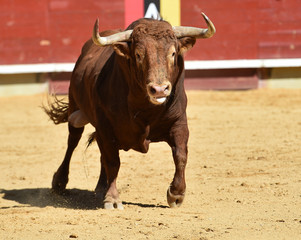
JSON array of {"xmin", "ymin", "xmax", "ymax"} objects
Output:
[
  {"xmin": 68, "ymin": 30, "xmax": 121, "ymax": 123},
  {"xmin": 71, "ymin": 29, "xmax": 122, "ymax": 88}
]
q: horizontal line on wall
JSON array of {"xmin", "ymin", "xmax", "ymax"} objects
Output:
[
  {"xmin": 185, "ymin": 58, "xmax": 301, "ymax": 70},
  {"xmin": 1, "ymin": 58, "xmax": 301, "ymax": 74}
]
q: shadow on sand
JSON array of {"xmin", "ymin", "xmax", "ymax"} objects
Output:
[{"xmin": 0, "ymin": 188, "xmax": 168, "ymax": 210}]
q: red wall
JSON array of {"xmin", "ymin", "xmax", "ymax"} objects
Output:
[
  {"xmin": 0, "ymin": 0, "xmax": 124, "ymax": 64},
  {"xmin": 182, "ymin": 0, "xmax": 301, "ymax": 60},
  {"xmin": 1, "ymin": 0, "xmax": 301, "ymax": 65}
]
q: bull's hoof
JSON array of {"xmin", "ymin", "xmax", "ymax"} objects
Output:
[
  {"xmin": 103, "ymin": 196, "xmax": 124, "ymax": 210},
  {"xmin": 167, "ymin": 187, "xmax": 185, "ymax": 208},
  {"xmin": 51, "ymin": 172, "xmax": 68, "ymax": 194},
  {"xmin": 104, "ymin": 202, "xmax": 124, "ymax": 210}
]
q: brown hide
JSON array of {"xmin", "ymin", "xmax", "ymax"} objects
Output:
[
  {"xmin": 46, "ymin": 15, "xmax": 214, "ymax": 209},
  {"xmin": 70, "ymin": 19, "xmax": 192, "ymax": 153}
]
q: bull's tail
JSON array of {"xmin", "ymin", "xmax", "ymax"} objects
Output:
[
  {"xmin": 87, "ymin": 131, "xmax": 96, "ymax": 148},
  {"xmin": 43, "ymin": 95, "xmax": 69, "ymax": 124}
]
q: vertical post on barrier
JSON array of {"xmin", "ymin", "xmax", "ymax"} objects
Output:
[
  {"xmin": 124, "ymin": 0, "xmax": 181, "ymax": 28},
  {"xmin": 144, "ymin": 0, "xmax": 160, "ymax": 19},
  {"xmin": 161, "ymin": 0, "xmax": 180, "ymax": 26}
]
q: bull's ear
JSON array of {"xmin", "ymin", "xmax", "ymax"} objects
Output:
[
  {"xmin": 178, "ymin": 37, "xmax": 196, "ymax": 55},
  {"xmin": 113, "ymin": 42, "xmax": 130, "ymax": 59}
]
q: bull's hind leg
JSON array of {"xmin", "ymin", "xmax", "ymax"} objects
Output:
[
  {"xmin": 52, "ymin": 124, "xmax": 84, "ymax": 193},
  {"xmin": 95, "ymin": 160, "xmax": 108, "ymax": 199}
]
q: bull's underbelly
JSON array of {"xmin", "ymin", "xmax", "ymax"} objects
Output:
[
  {"xmin": 68, "ymin": 109, "xmax": 167, "ymax": 153},
  {"xmin": 115, "ymin": 125, "xmax": 151, "ymax": 153},
  {"xmin": 119, "ymin": 137, "xmax": 151, "ymax": 153},
  {"xmin": 115, "ymin": 123, "xmax": 168, "ymax": 153}
]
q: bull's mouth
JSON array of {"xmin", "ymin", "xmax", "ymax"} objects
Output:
[
  {"xmin": 150, "ymin": 96, "xmax": 167, "ymax": 105},
  {"xmin": 147, "ymin": 82, "xmax": 171, "ymax": 105}
]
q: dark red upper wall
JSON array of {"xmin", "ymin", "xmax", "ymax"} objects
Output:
[
  {"xmin": 0, "ymin": 0, "xmax": 124, "ymax": 64},
  {"xmin": 182, "ymin": 0, "xmax": 301, "ymax": 60},
  {"xmin": 1, "ymin": 0, "xmax": 301, "ymax": 64}
]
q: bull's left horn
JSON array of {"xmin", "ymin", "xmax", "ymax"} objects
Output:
[
  {"xmin": 92, "ymin": 18, "xmax": 133, "ymax": 46},
  {"xmin": 173, "ymin": 13, "xmax": 216, "ymax": 39}
]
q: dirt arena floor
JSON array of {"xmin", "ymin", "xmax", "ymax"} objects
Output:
[{"xmin": 1, "ymin": 89, "xmax": 301, "ymax": 240}]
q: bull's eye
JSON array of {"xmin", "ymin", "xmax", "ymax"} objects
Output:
[
  {"xmin": 169, "ymin": 51, "xmax": 176, "ymax": 66},
  {"xmin": 167, "ymin": 46, "xmax": 176, "ymax": 67},
  {"xmin": 136, "ymin": 53, "xmax": 141, "ymax": 61}
]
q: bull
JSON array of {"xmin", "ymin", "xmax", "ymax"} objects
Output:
[{"xmin": 44, "ymin": 13, "xmax": 215, "ymax": 209}]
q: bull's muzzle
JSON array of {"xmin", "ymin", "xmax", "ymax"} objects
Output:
[{"xmin": 147, "ymin": 82, "xmax": 172, "ymax": 105}]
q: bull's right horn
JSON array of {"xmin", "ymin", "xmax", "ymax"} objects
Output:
[
  {"xmin": 92, "ymin": 18, "xmax": 133, "ymax": 46},
  {"xmin": 173, "ymin": 13, "xmax": 216, "ymax": 39}
]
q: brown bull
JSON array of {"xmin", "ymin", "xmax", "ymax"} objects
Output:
[{"xmin": 44, "ymin": 13, "xmax": 215, "ymax": 209}]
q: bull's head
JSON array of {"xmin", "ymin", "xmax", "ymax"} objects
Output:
[{"xmin": 92, "ymin": 13, "xmax": 215, "ymax": 105}]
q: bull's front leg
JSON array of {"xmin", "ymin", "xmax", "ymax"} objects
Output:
[
  {"xmin": 167, "ymin": 121, "xmax": 189, "ymax": 208},
  {"xmin": 95, "ymin": 132, "xmax": 123, "ymax": 210}
]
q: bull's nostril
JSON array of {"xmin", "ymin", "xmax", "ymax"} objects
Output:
[
  {"xmin": 164, "ymin": 85, "xmax": 170, "ymax": 92},
  {"xmin": 148, "ymin": 83, "xmax": 171, "ymax": 96},
  {"xmin": 150, "ymin": 86, "xmax": 157, "ymax": 95}
]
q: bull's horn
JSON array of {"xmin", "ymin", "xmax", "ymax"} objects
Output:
[
  {"xmin": 92, "ymin": 18, "xmax": 133, "ymax": 46},
  {"xmin": 173, "ymin": 13, "xmax": 216, "ymax": 39}
]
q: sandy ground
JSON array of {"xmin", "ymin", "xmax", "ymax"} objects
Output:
[{"xmin": 0, "ymin": 89, "xmax": 301, "ymax": 240}]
